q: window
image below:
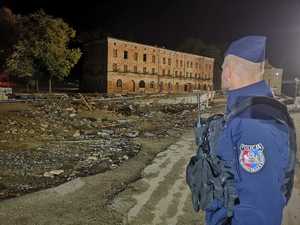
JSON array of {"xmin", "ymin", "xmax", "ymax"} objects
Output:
[
  {"xmin": 134, "ymin": 66, "xmax": 138, "ymax": 73},
  {"xmin": 187, "ymin": 61, "xmax": 189, "ymax": 68},
  {"xmin": 113, "ymin": 63, "xmax": 118, "ymax": 71},
  {"xmin": 162, "ymin": 69, "xmax": 165, "ymax": 75},
  {"xmin": 168, "ymin": 82, "xmax": 172, "ymax": 89},
  {"xmin": 196, "ymin": 63, "xmax": 198, "ymax": 69},
  {"xmin": 190, "ymin": 72, "xmax": 192, "ymax": 78},
  {"xmin": 180, "ymin": 60, "xmax": 183, "ymax": 67},
  {"xmin": 176, "ymin": 60, "xmax": 178, "ymax": 67},
  {"xmin": 152, "ymin": 68, "xmax": 155, "ymax": 74},
  {"xmin": 124, "ymin": 51, "xmax": 128, "ymax": 59},
  {"xmin": 143, "ymin": 54, "xmax": 147, "ymax": 62},
  {"xmin": 143, "ymin": 67, "xmax": 147, "ymax": 73},
  {"xmin": 163, "ymin": 57, "xmax": 166, "ymax": 64},
  {"xmin": 168, "ymin": 58, "xmax": 171, "ymax": 65},
  {"xmin": 186, "ymin": 72, "xmax": 188, "ymax": 77},
  {"xmin": 124, "ymin": 65, "xmax": 128, "ymax": 72},
  {"xmin": 168, "ymin": 70, "xmax": 170, "ymax": 75},
  {"xmin": 184, "ymin": 84, "xmax": 188, "ymax": 92},
  {"xmin": 113, "ymin": 49, "xmax": 118, "ymax": 57},
  {"xmin": 175, "ymin": 71, "xmax": 178, "ymax": 77},
  {"xmin": 150, "ymin": 81, "xmax": 155, "ymax": 88},
  {"xmin": 191, "ymin": 62, "xmax": 193, "ymax": 68},
  {"xmin": 139, "ymin": 80, "xmax": 146, "ymax": 88},
  {"xmin": 175, "ymin": 83, "xmax": 179, "ymax": 90},
  {"xmin": 116, "ymin": 79, "xmax": 122, "ymax": 88},
  {"xmin": 180, "ymin": 71, "xmax": 182, "ymax": 77},
  {"xmin": 134, "ymin": 52, "xmax": 138, "ymax": 61},
  {"xmin": 152, "ymin": 55, "xmax": 156, "ymax": 63}
]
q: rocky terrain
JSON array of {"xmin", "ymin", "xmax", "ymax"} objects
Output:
[{"xmin": 0, "ymin": 94, "xmax": 205, "ymax": 200}]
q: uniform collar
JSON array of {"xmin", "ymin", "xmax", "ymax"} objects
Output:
[{"xmin": 226, "ymin": 80, "xmax": 273, "ymax": 113}]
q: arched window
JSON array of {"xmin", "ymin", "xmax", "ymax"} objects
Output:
[
  {"xmin": 150, "ymin": 81, "xmax": 155, "ymax": 89},
  {"xmin": 184, "ymin": 84, "xmax": 188, "ymax": 92},
  {"xmin": 116, "ymin": 79, "xmax": 122, "ymax": 88},
  {"xmin": 131, "ymin": 80, "xmax": 136, "ymax": 92},
  {"xmin": 139, "ymin": 80, "xmax": 146, "ymax": 88}
]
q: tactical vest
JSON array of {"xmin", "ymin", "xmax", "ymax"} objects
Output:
[{"xmin": 186, "ymin": 96, "xmax": 297, "ymax": 219}]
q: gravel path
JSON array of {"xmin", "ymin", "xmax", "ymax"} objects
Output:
[{"xmin": 111, "ymin": 130, "xmax": 203, "ymax": 225}]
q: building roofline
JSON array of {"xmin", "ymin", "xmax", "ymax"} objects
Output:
[{"xmin": 106, "ymin": 36, "xmax": 215, "ymax": 61}]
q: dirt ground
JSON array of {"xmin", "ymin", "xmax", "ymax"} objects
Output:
[
  {"xmin": 0, "ymin": 94, "xmax": 222, "ymax": 225},
  {"xmin": 0, "ymin": 134, "xmax": 182, "ymax": 225},
  {"xmin": 110, "ymin": 130, "xmax": 202, "ymax": 225},
  {"xmin": 0, "ymin": 95, "xmax": 199, "ymax": 200}
]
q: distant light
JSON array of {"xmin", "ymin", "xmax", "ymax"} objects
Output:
[{"xmin": 275, "ymin": 72, "xmax": 279, "ymax": 76}]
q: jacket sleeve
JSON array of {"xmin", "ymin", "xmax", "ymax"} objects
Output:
[{"xmin": 231, "ymin": 119, "xmax": 287, "ymax": 225}]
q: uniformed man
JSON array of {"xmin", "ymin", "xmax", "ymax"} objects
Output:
[{"xmin": 204, "ymin": 36, "xmax": 294, "ymax": 225}]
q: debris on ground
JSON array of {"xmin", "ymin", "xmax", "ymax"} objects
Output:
[{"xmin": 0, "ymin": 93, "xmax": 210, "ymax": 200}]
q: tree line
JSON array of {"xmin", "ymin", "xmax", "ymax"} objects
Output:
[{"xmin": 0, "ymin": 7, "xmax": 81, "ymax": 92}]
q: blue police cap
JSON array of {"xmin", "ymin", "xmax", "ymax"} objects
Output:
[{"xmin": 225, "ymin": 36, "xmax": 266, "ymax": 63}]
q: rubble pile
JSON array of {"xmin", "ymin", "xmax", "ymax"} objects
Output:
[{"xmin": 0, "ymin": 94, "xmax": 200, "ymax": 199}]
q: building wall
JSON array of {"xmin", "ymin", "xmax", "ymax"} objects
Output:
[{"xmin": 83, "ymin": 37, "xmax": 214, "ymax": 94}]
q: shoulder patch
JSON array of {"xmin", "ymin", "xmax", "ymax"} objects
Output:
[{"xmin": 239, "ymin": 143, "xmax": 265, "ymax": 173}]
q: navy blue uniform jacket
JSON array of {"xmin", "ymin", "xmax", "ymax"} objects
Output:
[{"xmin": 206, "ymin": 80, "xmax": 289, "ymax": 225}]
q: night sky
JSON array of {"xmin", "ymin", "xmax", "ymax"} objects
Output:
[{"xmin": 3, "ymin": 0, "xmax": 300, "ymax": 79}]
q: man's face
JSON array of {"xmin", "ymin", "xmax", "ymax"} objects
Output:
[{"xmin": 221, "ymin": 57, "xmax": 231, "ymax": 91}]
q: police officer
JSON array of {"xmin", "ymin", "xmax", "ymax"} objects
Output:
[{"xmin": 205, "ymin": 36, "xmax": 293, "ymax": 225}]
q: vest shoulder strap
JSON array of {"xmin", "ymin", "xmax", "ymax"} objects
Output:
[{"xmin": 225, "ymin": 96, "xmax": 293, "ymax": 128}]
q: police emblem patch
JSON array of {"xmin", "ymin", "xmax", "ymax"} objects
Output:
[{"xmin": 239, "ymin": 143, "xmax": 265, "ymax": 173}]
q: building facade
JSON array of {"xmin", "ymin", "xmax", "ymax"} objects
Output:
[
  {"xmin": 263, "ymin": 62, "xmax": 283, "ymax": 96},
  {"xmin": 82, "ymin": 37, "xmax": 214, "ymax": 94}
]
